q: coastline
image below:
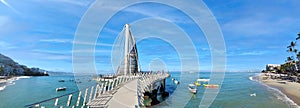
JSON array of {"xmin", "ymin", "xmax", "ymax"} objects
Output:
[
  {"xmin": 0, "ymin": 76, "xmax": 17, "ymax": 84},
  {"xmin": 259, "ymin": 73, "xmax": 300, "ymax": 106},
  {"xmin": 0, "ymin": 76, "xmax": 31, "ymax": 91}
]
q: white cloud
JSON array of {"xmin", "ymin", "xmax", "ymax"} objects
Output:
[
  {"xmin": 239, "ymin": 51, "xmax": 266, "ymax": 56},
  {"xmin": 40, "ymin": 38, "xmax": 113, "ymax": 46},
  {"xmin": 42, "ymin": 0, "xmax": 92, "ymax": 6},
  {"xmin": 0, "ymin": 0, "xmax": 21, "ymax": 15},
  {"xmin": 222, "ymin": 16, "xmax": 297, "ymax": 36},
  {"xmin": 123, "ymin": 5, "xmax": 194, "ymax": 24},
  {"xmin": 72, "ymin": 49, "xmax": 111, "ymax": 53},
  {"xmin": 0, "ymin": 41, "xmax": 15, "ymax": 50},
  {"xmin": 228, "ymin": 50, "xmax": 267, "ymax": 56},
  {"xmin": 40, "ymin": 39, "xmax": 73, "ymax": 43}
]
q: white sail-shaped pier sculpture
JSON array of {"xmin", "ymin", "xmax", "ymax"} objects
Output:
[{"xmin": 112, "ymin": 24, "xmax": 139, "ymax": 76}]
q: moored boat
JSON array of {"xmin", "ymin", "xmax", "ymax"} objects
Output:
[
  {"xmin": 194, "ymin": 82, "xmax": 201, "ymax": 86},
  {"xmin": 197, "ymin": 79, "xmax": 210, "ymax": 82},
  {"xmin": 174, "ymin": 80, "xmax": 179, "ymax": 85},
  {"xmin": 58, "ymin": 80, "xmax": 65, "ymax": 82},
  {"xmin": 188, "ymin": 84, "xmax": 197, "ymax": 94},
  {"xmin": 250, "ymin": 93, "xmax": 256, "ymax": 97},
  {"xmin": 56, "ymin": 87, "xmax": 67, "ymax": 91},
  {"xmin": 203, "ymin": 84, "xmax": 219, "ymax": 88}
]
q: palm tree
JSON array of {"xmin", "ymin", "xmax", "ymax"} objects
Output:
[
  {"xmin": 297, "ymin": 52, "xmax": 300, "ymax": 61},
  {"xmin": 287, "ymin": 56, "xmax": 293, "ymax": 62},
  {"xmin": 296, "ymin": 32, "xmax": 300, "ymax": 40},
  {"xmin": 291, "ymin": 41, "xmax": 296, "ymax": 48},
  {"xmin": 287, "ymin": 41, "xmax": 297, "ymax": 60}
]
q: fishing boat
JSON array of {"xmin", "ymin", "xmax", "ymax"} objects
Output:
[
  {"xmin": 174, "ymin": 80, "xmax": 179, "ymax": 85},
  {"xmin": 250, "ymin": 93, "xmax": 256, "ymax": 97},
  {"xmin": 194, "ymin": 81, "xmax": 201, "ymax": 86},
  {"xmin": 58, "ymin": 80, "xmax": 65, "ymax": 82},
  {"xmin": 203, "ymin": 84, "xmax": 219, "ymax": 88},
  {"xmin": 197, "ymin": 79, "xmax": 210, "ymax": 82},
  {"xmin": 188, "ymin": 84, "xmax": 197, "ymax": 94},
  {"xmin": 56, "ymin": 87, "xmax": 67, "ymax": 91}
]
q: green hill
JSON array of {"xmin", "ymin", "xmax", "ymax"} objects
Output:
[{"xmin": 0, "ymin": 53, "xmax": 48, "ymax": 76}]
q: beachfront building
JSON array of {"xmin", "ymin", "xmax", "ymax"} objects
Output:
[
  {"xmin": 296, "ymin": 61, "xmax": 300, "ymax": 72},
  {"xmin": 266, "ymin": 64, "xmax": 281, "ymax": 73}
]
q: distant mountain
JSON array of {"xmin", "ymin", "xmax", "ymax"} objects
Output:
[{"xmin": 0, "ymin": 53, "xmax": 49, "ymax": 76}]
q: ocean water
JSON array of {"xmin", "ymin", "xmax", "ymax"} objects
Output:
[
  {"xmin": 0, "ymin": 72, "xmax": 297, "ymax": 108},
  {"xmin": 0, "ymin": 74, "xmax": 96, "ymax": 108},
  {"xmin": 161, "ymin": 72, "xmax": 296, "ymax": 108}
]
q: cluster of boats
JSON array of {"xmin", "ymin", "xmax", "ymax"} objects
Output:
[{"xmin": 188, "ymin": 79, "xmax": 219, "ymax": 94}]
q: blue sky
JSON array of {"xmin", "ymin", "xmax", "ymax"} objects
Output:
[{"xmin": 0, "ymin": 0, "xmax": 300, "ymax": 73}]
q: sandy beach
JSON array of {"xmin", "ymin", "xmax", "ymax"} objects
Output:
[
  {"xmin": 260, "ymin": 73, "xmax": 300, "ymax": 106},
  {"xmin": 0, "ymin": 76, "xmax": 31, "ymax": 91},
  {"xmin": 0, "ymin": 76, "xmax": 17, "ymax": 84}
]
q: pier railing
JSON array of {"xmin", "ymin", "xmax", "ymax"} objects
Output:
[
  {"xmin": 25, "ymin": 75, "xmax": 138, "ymax": 108},
  {"xmin": 24, "ymin": 85, "xmax": 96, "ymax": 108},
  {"xmin": 137, "ymin": 72, "xmax": 170, "ymax": 107},
  {"xmin": 25, "ymin": 72, "xmax": 169, "ymax": 108}
]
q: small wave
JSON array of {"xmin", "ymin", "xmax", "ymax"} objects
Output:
[
  {"xmin": 16, "ymin": 76, "xmax": 31, "ymax": 80},
  {"xmin": 249, "ymin": 75, "xmax": 259, "ymax": 82},
  {"xmin": 0, "ymin": 76, "xmax": 29, "ymax": 91},
  {"xmin": 0, "ymin": 81, "xmax": 15, "ymax": 91},
  {"xmin": 249, "ymin": 76, "xmax": 253, "ymax": 81},
  {"xmin": 0, "ymin": 86, "xmax": 5, "ymax": 91},
  {"xmin": 262, "ymin": 83, "xmax": 299, "ymax": 108}
]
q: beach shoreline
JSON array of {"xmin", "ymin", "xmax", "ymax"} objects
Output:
[
  {"xmin": 259, "ymin": 73, "xmax": 300, "ymax": 106},
  {"xmin": 0, "ymin": 76, "xmax": 17, "ymax": 84},
  {"xmin": 0, "ymin": 76, "xmax": 31, "ymax": 91}
]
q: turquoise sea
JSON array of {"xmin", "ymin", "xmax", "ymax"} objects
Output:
[{"xmin": 0, "ymin": 72, "xmax": 298, "ymax": 108}]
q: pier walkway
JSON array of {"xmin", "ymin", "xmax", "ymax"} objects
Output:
[
  {"xmin": 87, "ymin": 79, "xmax": 138, "ymax": 108},
  {"xmin": 106, "ymin": 79, "xmax": 138, "ymax": 108},
  {"xmin": 25, "ymin": 24, "xmax": 170, "ymax": 108},
  {"xmin": 88, "ymin": 72, "xmax": 169, "ymax": 108}
]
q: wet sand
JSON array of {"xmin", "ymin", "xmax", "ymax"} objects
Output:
[
  {"xmin": 0, "ymin": 76, "xmax": 16, "ymax": 84},
  {"xmin": 260, "ymin": 73, "xmax": 300, "ymax": 106}
]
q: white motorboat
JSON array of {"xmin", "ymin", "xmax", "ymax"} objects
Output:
[
  {"xmin": 188, "ymin": 84, "xmax": 197, "ymax": 94},
  {"xmin": 197, "ymin": 79, "xmax": 210, "ymax": 82},
  {"xmin": 250, "ymin": 93, "xmax": 256, "ymax": 97},
  {"xmin": 174, "ymin": 80, "xmax": 179, "ymax": 85}
]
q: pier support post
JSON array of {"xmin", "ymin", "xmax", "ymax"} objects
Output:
[
  {"xmin": 111, "ymin": 79, "xmax": 116, "ymax": 89},
  {"xmin": 100, "ymin": 83, "xmax": 104, "ymax": 94},
  {"xmin": 103, "ymin": 81, "xmax": 108, "ymax": 93},
  {"xmin": 82, "ymin": 88, "xmax": 88, "ymax": 107},
  {"xmin": 54, "ymin": 98, "xmax": 59, "ymax": 106},
  {"xmin": 88, "ymin": 86, "xmax": 94, "ymax": 102},
  {"xmin": 76, "ymin": 91, "xmax": 82, "ymax": 106},
  {"xmin": 94, "ymin": 84, "xmax": 99, "ymax": 99},
  {"xmin": 160, "ymin": 79, "xmax": 166, "ymax": 93},
  {"xmin": 67, "ymin": 94, "xmax": 72, "ymax": 106},
  {"xmin": 107, "ymin": 81, "xmax": 111, "ymax": 91}
]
